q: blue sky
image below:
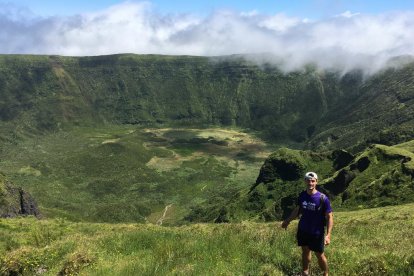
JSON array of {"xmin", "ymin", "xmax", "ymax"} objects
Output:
[
  {"xmin": 1, "ymin": 0, "xmax": 413, "ymax": 72},
  {"xmin": 3, "ymin": 0, "xmax": 414, "ymax": 18}
]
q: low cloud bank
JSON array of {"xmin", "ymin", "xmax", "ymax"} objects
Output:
[{"xmin": 1, "ymin": 2, "xmax": 413, "ymax": 73}]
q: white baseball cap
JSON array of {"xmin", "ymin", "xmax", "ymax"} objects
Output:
[{"xmin": 304, "ymin": 172, "xmax": 318, "ymax": 180}]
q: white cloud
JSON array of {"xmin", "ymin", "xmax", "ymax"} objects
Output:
[
  {"xmin": 0, "ymin": 2, "xmax": 413, "ymax": 73},
  {"xmin": 257, "ymin": 13, "xmax": 302, "ymax": 33},
  {"xmin": 335, "ymin": 11, "xmax": 360, "ymax": 18},
  {"xmin": 240, "ymin": 10, "xmax": 259, "ymax": 17}
]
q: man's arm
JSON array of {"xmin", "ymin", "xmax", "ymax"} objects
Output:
[
  {"xmin": 325, "ymin": 212, "xmax": 333, "ymax": 245},
  {"xmin": 281, "ymin": 206, "xmax": 300, "ymax": 229}
]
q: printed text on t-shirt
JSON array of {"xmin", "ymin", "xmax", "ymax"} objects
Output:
[{"xmin": 301, "ymin": 201, "xmax": 316, "ymax": 211}]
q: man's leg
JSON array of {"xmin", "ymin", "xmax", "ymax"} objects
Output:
[
  {"xmin": 301, "ymin": 246, "xmax": 311, "ymax": 276},
  {"xmin": 315, "ymin": 252, "xmax": 328, "ymax": 276}
]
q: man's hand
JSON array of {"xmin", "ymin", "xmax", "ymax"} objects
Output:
[
  {"xmin": 325, "ymin": 212, "xmax": 333, "ymax": 245},
  {"xmin": 324, "ymin": 234, "xmax": 331, "ymax": 245},
  {"xmin": 281, "ymin": 220, "xmax": 290, "ymax": 229}
]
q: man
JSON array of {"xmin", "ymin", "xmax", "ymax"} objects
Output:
[{"xmin": 281, "ymin": 172, "xmax": 333, "ymax": 276}]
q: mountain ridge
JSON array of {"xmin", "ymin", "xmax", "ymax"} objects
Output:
[{"xmin": 1, "ymin": 53, "xmax": 413, "ymax": 151}]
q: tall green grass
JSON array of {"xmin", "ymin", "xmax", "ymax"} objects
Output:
[{"xmin": 1, "ymin": 203, "xmax": 413, "ymax": 275}]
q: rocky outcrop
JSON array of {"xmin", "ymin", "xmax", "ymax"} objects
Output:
[
  {"xmin": 255, "ymin": 148, "xmax": 306, "ymax": 185},
  {"xmin": 332, "ymin": 149, "xmax": 354, "ymax": 170},
  {"xmin": 0, "ymin": 174, "xmax": 41, "ymax": 218},
  {"xmin": 322, "ymin": 169, "xmax": 356, "ymax": 197},
  {"xmin": 349, "ymin": 156, "xmax": 371, "ymax": 172}
]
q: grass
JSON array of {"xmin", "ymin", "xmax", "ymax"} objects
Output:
[
  {"xmin": 2, "ymin": 124, "xmax": 414, "ymax": 225},
  {"xmin": 1, "ymin": 53, "xmax": 414, "ymax": 274},
  {"xmin": 0, "ymin": 125, "xmax": 273, "ymax": 224},
  {"xmin": 328, "ymin": 144, "xmax": 414, "ymax": 210},
  {"xmin": 1, "ymin": 203, "xmax": 413, "ymax": 275}
]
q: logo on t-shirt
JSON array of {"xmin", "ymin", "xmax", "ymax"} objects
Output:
[{"xmin": 302, "ymin": 201, "xmax": 316, "ymax": 211}]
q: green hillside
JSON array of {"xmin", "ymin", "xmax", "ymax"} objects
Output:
[
  {"xmin": 308, "ymin": 63, "xmax": 414, "ymax": 151},
  {"xmin": 202, "ymin": 141, "xmax": 414, "ymax": 223},
  {"xmin": 1, "ymin": 204, "xmax": 413, "ymax": 275},
  {"xmin": 1, "ymin": 53, "xmax": 414, "ymax": 224},
  {"xmin": 0, "ymin": 125, "xmax": 271, "ymax": 223},
  {"xmin": 1, "ymin": 53, "xmax": 414, "ymax": 276},
  {"xmin": 1, "ymin": 54, "xmax": 413, "ymax": 150}
]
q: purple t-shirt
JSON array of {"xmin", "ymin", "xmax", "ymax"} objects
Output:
[{"xmin": 297, "ymin": 190, "xmax": 332, "ymax": 235}]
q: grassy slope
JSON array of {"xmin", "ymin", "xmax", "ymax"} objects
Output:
[
  {"xmin": 214, "ymin": 140, "xmax": 414, "ymax": 223},
  {"xmin": 1, "ymin": 203, "xmax": 413, "ymax": 275},
  {"xmin": 0, "ymin": 125, "xmax": 272, "ymax": 224},
  {"xmin": 325, "ymin": 144, "xmax": 414, "ymax": 209},
  {"xmin": 2, "ymin": 125, "xmax": 414, "ymax": 224}
]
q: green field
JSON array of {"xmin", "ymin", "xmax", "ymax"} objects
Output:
[
  {"xmin": 1, "ymin": 203, "xmax": 413, "ymax": 275},
  {"xmin": 0, "ymin": 125, "xmax": 274, "ymax": 224}
]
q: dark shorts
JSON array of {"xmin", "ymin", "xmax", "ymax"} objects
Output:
[{"xmin": 297, "ymin": 229, "xmax": 325, "ymax": 253}]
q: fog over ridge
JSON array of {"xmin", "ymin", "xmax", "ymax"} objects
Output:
[{"xmin": 1, "ymin": 1, "xmax": 413, "ymax": 73}]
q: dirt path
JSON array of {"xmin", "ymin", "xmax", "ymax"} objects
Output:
[{"xmin": 157, "ymin": 204, "xmax": 173, "ymax": 226}]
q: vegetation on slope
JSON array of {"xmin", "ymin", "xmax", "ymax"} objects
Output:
[
  {"xmin": 0, "ymin": 125, "xmax": 272, "ymax": 223},
  {"xmin": 0, "ymin": 53, "xmax": 413, "ymax": 275},
  {"xmin": 190, "ymin": 140, "xmax": 414, "ymax": 223},
  {"xmin": 1, "ymin": 54, "xmax": 414, "ymax": 152},
  {"xmin": 323, "ymin": 144, "xmax": 414, "ymax": 209},
  {"xmin": 1, "ymin": 53, "xmax": 414, "ymax": 223},
  {"xmin": 1, "ymin": 204, "xmax": 413, "ymax": 275},
  {"xmin": 308, "ymin": 62, "xmax": 414, "ymax": 151}
]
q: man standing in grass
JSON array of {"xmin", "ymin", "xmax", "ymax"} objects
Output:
[{"xmin": 281, "ymin": 172, "xmax": 333, "ymax": 276}]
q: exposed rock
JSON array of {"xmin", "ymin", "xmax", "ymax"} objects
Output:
[
  {"xmin": 322, "ymin": 154, "xmax": 367, "ymax": 198},
  {"xmin": 350, "ymin": 156, "xmax": 371, "ymax": 172},
  {"xmin": 332, "ymin": 149, "xmax": 354, "ymax": 170},
  {"xmin": 323, "ymin": 169, "xmax": 356, "ymax": 196},
  {"xmin": 255, "ymin": 148, "xmax": 305, "ymax": 185},
  {"xmin": 0, "ymin": 175, "xmax": 41, "ymax": 218}
]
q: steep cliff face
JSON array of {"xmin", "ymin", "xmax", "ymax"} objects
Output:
[
  {"xmin": 3, "ymin": 54, "xmax": 413, "ymax": 150},
  {"xmin": 0, "ymin": 173, "xmax": 40, "ymax": 218},
  {"xmin": 308, "ymin": 64, "xmax": 414, "ymax": 151},
  {"xmin": 0, "ymin": 55, "xmax": 333, "ymax": 133}
]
